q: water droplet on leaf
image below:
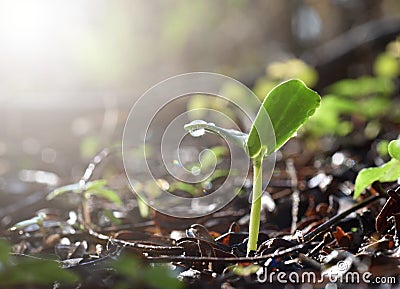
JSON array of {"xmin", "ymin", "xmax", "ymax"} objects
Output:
[
  {"xmin": 191, "ymin": 165, "xmax": 201, "ymax": 176},
  {"xmin": 189, "ymin": 128, "xmax": 205, "ymax": 137},
  {"xmin": 186, "ymin": 120, "xmax": 207, "ymax": 137}
]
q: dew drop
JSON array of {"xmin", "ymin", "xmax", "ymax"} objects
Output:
[
  {"xmin": 189, "ymin": 128, "xmax": 205, "ymax": 137},
  {"xmin": 191, "ymin": 165, "xmax": 201, "ymax": 176},
  {"xmin": 173, "ymin": 160, "xmax": 181, "ymax": 167},
  {"xmin": 156, "ymin": 178, "xmax": 170, "ymax": 190},
  {"xmin": 186, "ymin": 120, "xmax": 208, "ymax": 137},
  {"xmin": 202, "ymin": 181, "xmax": 212, "ymax": 190}
]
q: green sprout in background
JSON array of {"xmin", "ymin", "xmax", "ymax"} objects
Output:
[
  {"xmin": 184, "ymin": 79, "xmax": 321, "ymax": 254},
  {"xmin": 305, "ymin": 37, "xmax": 400, "ymax": 138},
  {"xmin": 253, "ymin": 59, "xmax": 318, "ymax": 100},
  {"xmin": 46, "ymin": 179, "xmax": 122, "ymax": 226},
  {"xmin": 354, "ymin": 138, "xmax": 400, "ymax": 199}
]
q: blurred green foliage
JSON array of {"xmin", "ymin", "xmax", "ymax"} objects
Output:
[
  {"xmin": 46, "ymin": 179, "xmax": 122, "ymax": 226},
  {"xmin": 306, "ymin": 38, "xmax": 400, "ymax": 137},
  {"xmin": 47, "ymin": 179, "xmax": 122, "ymax": 206},
  {"xmin": 228, "ymin": 263, "xmax": 260, "ymax": 277},
  {"xmin": 0, "ymin": 239, "xmax": 78, "ymax": 287},
  {"xmin": 374, "ymin": 37, "xmax": 400, "ymax": 77},
  {"xmin": 80, "ymin": 136, "xmax": 101, "ymax": 159},
  {"xmin": 377, "ymin": 140, "xmax": 390, "ymax": 157},
  {"xmin": 253, "ymin": 59, "xmax": 318, "ymax": 100},
  {"xmin": 326, "ymin": 77, "xmax": 394, "ymax": 97},
  {"xmin": 374, "ymin": 53, "xmax": 399, "ymax": 77},
  {"xmin": 0, "ymin": 239, "xmax": 183, "ymax": 288},
  {"xmin": 112, "ymin": 254, "xmax": 184, "ymax": 289},
  {"xmin": 168, "ymin": 146, "xmax": 229, "ymax": 196}
]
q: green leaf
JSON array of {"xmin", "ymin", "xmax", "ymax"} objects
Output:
[
  {"xmin": 80, "ymin": 136, "xmax": 100, "ymax": 159},
  {"xmin": 247, "ymin": 79, "xmax": 321, "ymax": 158},
  {"xmin": 87, "ymin": 188, "xmax": 122, "ymax": 206},
  {"xmin": 137, "ymin": 197, "xmax": 150, "ymax": 218},
  {"xmin": 112, "ymin": 255, "xmax": 182, "ymax": 289},
  {"xmin": 46, "ymin": 180, "xmax": 107, "ymax": 200},
  {"xmin": 5, "ymin": 258, "xmax": 78, "ymax": 286},
  {"xmin": 85, "ymin": 179, "xmax": 107, "ymax": 190},
  {"xmin": 376, "ymin": 140, "xmax": 389, "ymax": 157},
  {"xmin": 143, "ymin": 265, "xmax": 184, "ymax": 289},
  {"xmin": 205, "ymin": 169, "xmax": 229, "ymax": 182},
  {"xmin": 184, "ymin": 120, "xmax": 248, "ymax": 149},
  {"xmin": 102, "ymin": 209, "xmax": 122, "ymax": 225},
  {"xmin": 228, "ymin": 264, "xmax": 261, "ymax": 276},
  {"xmin": 199, "ymin": 146, "xmax": 227, "ymax": 171},
  {"xmin": 359, "ymin": 97, "xmax": 390, "ymax": 118},
  {"xmin": 112, "ymin": 255, "xmax": 141, "ymax": 278},
  {"xmin": 0, "ymin": 239, "xmax": 11, "ymax": 264},
  {"xmin": 267, "ymin": 59, "xmax": 318, "ymax": 88},
  {"xmin": 327, "ymin": 76, "xmax": 394, "ymax": 98},
  {"xmin": 374, "ymin": 52, "xmax": 399, "ymax": 78},
  {"xmin": 305, "ymin": 95, "xmax": 355, "ymax": 136},
  {"xmin": 9, "ymin": 212, "xmax": 46, "ymax": 231},
  {"xmin": 354, "ymin": 159, "xmax": 400, "ymax": 198},
  {"xmin": 46, "ymin": 183, "xmax": 81, "ymax": 200},
  {"xmin": 388, "ymin": 139, "xmax": 400, "ymax": 160},
  {"xmin": 253, "ymin": 79, "xmax": 279, "ymax": 100},
  {"xmin": 168, "ymin": 181, "xmax": 197, "ymax": 195}
]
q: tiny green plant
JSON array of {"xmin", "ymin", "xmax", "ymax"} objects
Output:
[
  {"xmin": 354, "ymin": 138, "xmax": 400, "ymax": 199},
  {"xmin": 184, "ymin": 79, "xmax": 321, "ymax": 254},
  {"xmin": 9, "ymin": 212, "xmax": 48, "ymax": 244},
  {"xmin": 47, "ymin": 179, "xmax": 122, "ymax": 225}
]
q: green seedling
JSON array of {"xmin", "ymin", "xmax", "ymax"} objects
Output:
[
  {"xmin": 47, "ymin": 179, "xmax": 122, "ymax": 225},
  {"xmin": 184, "ymin": 79, "xmax": 321, "ymax": 254},
  {"xmin": 9, "ymin": 212, "xmax": 48, "ymax": 244},
  {"xmin": 354, "ymin": 138, "xmax": 400, "ymax": 199},
  {"xmin": 9, "ymin": 212, "xmax": 46, "ymax": 232}
]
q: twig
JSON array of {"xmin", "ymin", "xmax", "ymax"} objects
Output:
[
  {"xmin": 83, "ymin": 220, "xmax": 307, "ymax": 262},
  {"xmin": 303, "ymin": 194, "xmax": 382, "ymax": 242},
  {"xmin": 77, "ymin": 146, "xmax": 120, "ymax": 225},
  {"xmin": 84, "ymin": 223, "xmax": 184, "ymax": 255},
  {"xmin": 146, "ymin": 243, "xmax": 305, "ymax": 263}
]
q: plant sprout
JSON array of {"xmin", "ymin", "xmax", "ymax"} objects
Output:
[
  {"xmin": 354, "ymin": 138, "xmax": 400, "ymax": 199},
  {"xmin": 46, "ymin": 179, "xmax": 122, "ymax": 225},
  {"xmin": 9, "ymin": 212, "xmax": 48, "ymax": 244},
  {"xmin": 184, "ymin": 79, "xmax": 321, "ymax": 254}
]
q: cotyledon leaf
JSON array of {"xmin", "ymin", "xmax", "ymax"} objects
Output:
[
  {"xmin": 246, "ymin": 79, "xmax": 321, "ymax": 158},
  {"xmin": 354, "ymin": 158, "xmax": 400, "ymax": 198}
]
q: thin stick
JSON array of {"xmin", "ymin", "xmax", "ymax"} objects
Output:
[
  {"xmin": 147, "ymin": 243, "xmax": 305, "ymax": 263},
  {"xmin": 77, "ymin": 147, "xmax": 121, "ymax": 225},
  {"xmin": 303, "ymin": 194, "xmax": 382, "ymax": 242}
]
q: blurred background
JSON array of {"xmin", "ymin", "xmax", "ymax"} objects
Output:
[{"xmin": 0, "ymin": 0, "xmax": 399, "ymax": 209}]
